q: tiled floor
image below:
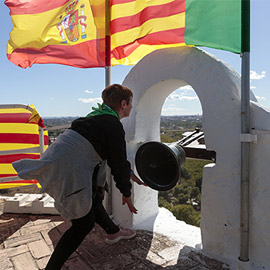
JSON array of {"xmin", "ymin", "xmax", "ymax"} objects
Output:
[{"xmin": 0, "ymin": 213, "xmax": 231, "ymax": 270}]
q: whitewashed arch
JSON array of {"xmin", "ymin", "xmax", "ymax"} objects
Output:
[{"xmin": 111, "ymin": 47, "xmax": 270, "ymax": 269}]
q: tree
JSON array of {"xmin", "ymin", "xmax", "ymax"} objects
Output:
[
  {"xmin": 180, "ymin": 167, "xmax": 191, "ymax": 181},
  {"xmin": 158, "ymin": 197, "xmax": 172, "ymax": 211},
  {"xmin": 171, "ymin": 204, "xmax": 201, "ymax": 227},
  {"xmin": 190, "ymin": 187, "xmax": 200, "ymax": 200},
  {"xmin": 177, "ymin": 193, "xmax": 189, "ymax": 204}
]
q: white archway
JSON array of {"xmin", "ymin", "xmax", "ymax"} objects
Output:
[{"xmin": 111, "ymin": 47, "xmax": 270, "ymax": 269}]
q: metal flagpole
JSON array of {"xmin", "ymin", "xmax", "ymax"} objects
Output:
[
  {"xmin": 239, "ymin": 0, "xmax": 251, "ymax": 262},
  {"xmin": 105, "ymin": 0, "xmax": 113, "ymax": 215},
  {"xmin": 105, "ymin": 0, "xmax": 111, "ymax": 87}
]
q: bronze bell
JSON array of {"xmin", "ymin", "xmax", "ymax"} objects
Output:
[{"xmin": 135, "ymin": 141, "xmax": 186, "ymax": 191}]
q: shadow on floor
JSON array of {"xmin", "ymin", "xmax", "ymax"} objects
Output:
[
  {"xmin": 48, "ymin": 221, "xmax": 231, "ymax": 270},
  {"xmin": 0, "ymin": 213, "xmax": 231, "ymax": 270}
]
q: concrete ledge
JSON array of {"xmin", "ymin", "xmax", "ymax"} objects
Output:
[{"xmin": 0, "ymin": 193, "xmax": 59, "ymax": 215}]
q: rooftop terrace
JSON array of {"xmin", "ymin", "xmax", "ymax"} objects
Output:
[{"xmin": 0, "ymin": 199, "xmax": 230, "ymax": 270}]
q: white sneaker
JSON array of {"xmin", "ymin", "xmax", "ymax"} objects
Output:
[{"xmin": 105, "ymin": 227, "xmax": 136, "ymax": 245}]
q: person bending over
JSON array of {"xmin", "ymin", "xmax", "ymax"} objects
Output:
[{"xmin": 13, "ymin": 84, "xmax": 145, "ymax": 270}]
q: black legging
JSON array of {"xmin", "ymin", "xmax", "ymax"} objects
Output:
[{"xmin": 45, "ymin": 193, "xmax": 119, "ymax": 270}]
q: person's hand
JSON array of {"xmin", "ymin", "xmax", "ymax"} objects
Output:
[
  {"xmin": 122, "ymin": 195, "xmax": 138, "ymax": 214},
  {"xmin": 131, "ymin": 172, "xmax": 148, "ymax": 186}
]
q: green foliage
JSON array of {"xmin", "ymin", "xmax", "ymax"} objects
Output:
[
  {"xmin": 180, "ymin": 167, "xmax": 191, "ymax": 180},
  {"xmin": 171, "ymin": 204, "xmax": 201, "ymax": 227},
  {"xmin": 160, "ymin": 116, "xmax": 202, "ymax": 130},
  {"xmin": 158, "ymin": 158, "xmax": 211, "ymax": 227},
  {"xmin": 177, "ymin": 193, "xmax": 190, "ymax": 204},
  {"xmin": 158, "ymin": 197, "xmax": 172, "ymax": 212},
  {"xmin": 159, "ymin": 118, "xmax": 211, "ymax": 227},
  {"xmin": 190, "ymin": 186, "xmax": 200, "ymax": 199},
  {"xmin": 184, "ymin": 159, "xmax": 210, "ymax": 182},
  {"xmin": 160, "ymin": 131, "xmax": 184, "ymax": 143}
]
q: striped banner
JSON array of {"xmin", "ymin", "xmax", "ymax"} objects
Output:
[
  {"xmin": 110, "ymin": 0, "xmax": 186, "ymax": 65},
  {"xmin": 0, "ymin": 180, "xmax": 41, "ymax": 190},
  {"xmin": 0, "ymin": 105, "xmax": 48, "ymax": 189},
  {"xmin": 110, "ymin": 0, "xmax": 241, "ymax": 65},
  {"xmin": 5, "ymin": 0, "xmax": 106, "ymax": 68},
  {"xmin": 6, "ymin": 0, "xmax": 242, "ymax": 68}
]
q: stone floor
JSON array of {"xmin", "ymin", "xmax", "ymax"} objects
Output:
[{"xmin": 0, "ymin": 212, "xmax": 232, "ymax": 270}]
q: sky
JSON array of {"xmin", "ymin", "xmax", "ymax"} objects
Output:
[{"xmin": 0, "ymin": 1, "xmax": 269, "ymax": 117}]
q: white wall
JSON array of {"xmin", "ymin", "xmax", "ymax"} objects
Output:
[{"xmin": 111, "ymin": 46, "xmax": 270, "ymax": 269}]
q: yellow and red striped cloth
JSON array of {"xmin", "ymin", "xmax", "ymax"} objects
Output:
[
  {"xmin": 5, "ymin": 0, "xmax": 106, "ymax": 68},
  {"xmin": 5, "ymin": 0, "xmax": 186, "ymax": 68},
  {"xmin": 0, "ymin": 105, "xmax": 48, "ymax": 189},
  {"xmin": 5, "ymin": 0, "xmax": 242, "ymax": 68},
  {"xmin": 111, "ymin": 0, "xmax": 186, "ymax": 65}
]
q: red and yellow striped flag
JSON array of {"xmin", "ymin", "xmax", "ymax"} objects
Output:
[
  {"xmin": 111, "ymin": 0, "xmax": 186, "ymax": 65},
  {"xmin": 110, "ymin": 0, "xmax": 242, "ymax": 65},
  {"xmin": 6, "ymin": 0, "xmax": 242, "ymax": 68},
  {"xmin": 5, "ymin": 0, "xmax": 106, "ymax": 68},
  {"xmin": 0, "ymin": 105, "xmax": 49, "ymax": 189}
]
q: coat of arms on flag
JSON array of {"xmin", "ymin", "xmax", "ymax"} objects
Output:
[
  {"xmin": 57, "ymin": 0, "xmax": 87, "ymax": 44},
  {"xmin": 5, "ymin": 0, "xmax": 105, "ymax": 68}
]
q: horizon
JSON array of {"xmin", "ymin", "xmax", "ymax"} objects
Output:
[{"xmin": 42, "ymin": 114, "xmax": 203, "ymax": 119}]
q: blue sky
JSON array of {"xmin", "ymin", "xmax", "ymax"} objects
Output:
[{"xmin": 0, "ymin": 1, "xmax": 269, "ymax": 117}]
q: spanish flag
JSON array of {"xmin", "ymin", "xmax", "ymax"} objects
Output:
[
  {"xmin": 5, "ymin": 0, "xmax": 106, "ymax": 68},
  {"xmin": 6, "ymin": 0, "xmax": 245, "ymax": 68},
  {"xmin": 0, "ymin": 105, "xmax": 49, "ymax": 189}
]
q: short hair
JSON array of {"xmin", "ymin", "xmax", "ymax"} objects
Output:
[{"xmin": 102, "ymin": 84, "xmax": 133, "ymax": 111}]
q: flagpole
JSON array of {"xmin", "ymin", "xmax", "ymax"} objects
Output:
[
  {"xmin": 105, "ymin": 0, "xmax": 113, "ymax": 215},
  {"xmin": 239, "ymin": 0, "xmax": 251, "ymax": 263},
  {"xmin": 105, "ymin": 0, "xmax": 111, "ymax": 87}
]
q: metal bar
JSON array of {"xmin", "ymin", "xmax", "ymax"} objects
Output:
[
  {"xmin": 239, "ymin": 51, "xmax": 250, "ymax": 262},
  {"xmin": 239, "ymin": 0, "xmax": 251, "ymax": 262},
  {"xmin": 180, "ymin": 133, "xmax": 204, "ymax": 147},
  {"xmin": 177, "ymin": 128, "xmax": 201, "ymax": 145},
  {"xmin": 182, "ymin": 147, "xmax": 216, "ymax": 162},
  {"xmin": 105, "ymin": 0, "xmax": 113, "ymax": 215},
  {"xmin": 0, "ymin": 147, "xmax": 41, "ymax": 156},
  {"xmin": 39, "ymin": 127, "xmax": 45, "ymax": 154},
  {"xmin": 105, "ymin": 0, "xmax": 111, "ymax": 85},
  {"xmin": 0, "ymin": 176, "xmax": 21, "ymax": 183},
  {"xmin": 0, "ymin": 104, "xmax": 34, "ymax": 112},
  {"xmin": 105, "ymin": 66, "xmax": 111, "ymax": 87}
]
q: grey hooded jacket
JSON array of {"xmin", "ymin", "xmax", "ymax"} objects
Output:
[{"xmin": 12, "ymin": 129, "xmax": 107, "ymax": 220}]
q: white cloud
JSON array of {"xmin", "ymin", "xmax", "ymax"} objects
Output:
[
  {"xmin": 250, "ymin": 70, "xmax": 266, "ymax": 80},
  {"xmin": 167, "ymin": 94, "xmax": 180, "ymax": 101},
  {"xmin": 78, "ymin": 97, "xmax": 102, "ymax": 104},
  {"xmin": 255, "ymin": 95, "xmax": 266, "ymax": 101},
  {"xmin": 85, "ymin": 90, "xmax": 93, "ymax": 94},
  {"xmin": 166, "ymin": 93, "xmax": 198, "ymax": 101},
  {"xmin": 179, "ymin": 85, "xmax": 193, "ymax": 91},
  {"xmin": 250, "ymin": 86, "xmax": 256, "ymax": 90},
  {"xmin": 162, "ymin": 107, "xmax": 185, "ymax": 115},
  {"xmin": 179, "ymin": 96, "xmax": 198, "ymax": 101}
]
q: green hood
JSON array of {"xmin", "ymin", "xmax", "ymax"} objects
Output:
[{"xmin": 86, "ymin": 103, "xmax": 119, "ymax": 119}]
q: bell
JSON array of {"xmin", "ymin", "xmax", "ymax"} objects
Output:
[{"xmin": 135, "ymin": 142, "xmax": 186, "ymax": 191}]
